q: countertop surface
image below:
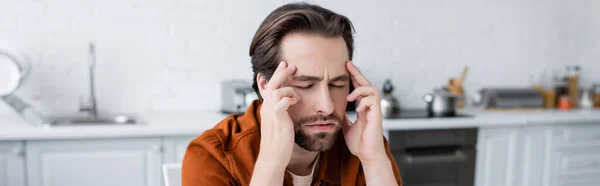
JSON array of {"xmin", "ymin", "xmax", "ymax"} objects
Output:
[{"xmin": 1, "ymin": 108, "xmax": 600, "ymax": 140}]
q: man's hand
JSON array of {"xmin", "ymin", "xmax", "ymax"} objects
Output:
[
  {"xmin": 343, "ymin": 61, "xmax": 399, "ymax": 186},
  {"xmin": 343, "ymin": 61, "xmax": 386, "ymax": 162},
  {"xmin": 250, "ymin": 61, "xmax": 298, "ymax": 186}
]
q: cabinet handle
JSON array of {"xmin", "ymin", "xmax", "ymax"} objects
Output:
[
  {"xmin": 153, "ymin": 145, "xmax": 163, "ymax": 152},
  {"xmin": 11, "ymin": 147, "xmax": 24, "ymax": 157}
]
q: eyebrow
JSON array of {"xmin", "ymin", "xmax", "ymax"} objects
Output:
[{"xmin": 293, "ymin": 74, "xmax": 349, "ymax": 82}]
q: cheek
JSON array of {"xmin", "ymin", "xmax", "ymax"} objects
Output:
[{"xmin": 286, "ymin": 90, "xmax": 310, "ymax": 118}]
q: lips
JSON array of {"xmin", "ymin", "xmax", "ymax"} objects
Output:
[{"xmin": 305, "ymin": 120, "xmax": 336, "ymax": 126}]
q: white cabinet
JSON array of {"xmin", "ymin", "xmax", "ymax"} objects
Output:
[
  {"xmin": 0, "ymin": 141, "xmax": 26, "ymax": 186},
  {"xmin": 163, "ymin": 136, "xmax": 196, "ymax": 163},
  {"xmin": 475, "ymin": 127, "xmax": 521, "ymax": 186},
  {"xmin": 518, "ymin": 126, "xmax": 553, "ymax": 186},
  {"xmin": 26, "ymin": 138, "xmax": 163, "ymax": 186},
  {"xmin": 550, "ymin": 123, "xmax": 600, "ymax": 186},
  {"xmin": 476, "ymin": 124, "xmax": 600, "ymax": 186}
]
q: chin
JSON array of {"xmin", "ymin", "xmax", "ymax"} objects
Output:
[{"xmin": 295, "ymin": 127, "xmax": 341, "ymax": 152}]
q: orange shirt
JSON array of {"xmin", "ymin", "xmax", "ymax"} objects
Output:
[{"xmin": 182, "ymin": 100, "xmax": 403, "ymax": 186}]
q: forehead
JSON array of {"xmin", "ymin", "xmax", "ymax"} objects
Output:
[{"xmin": 280, "ymin": 33, "xmax": 349, "ymax": 76}]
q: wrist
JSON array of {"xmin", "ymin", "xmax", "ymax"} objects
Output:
[
  {"xmin": 250, "ymin": 156, "xmax": 287, "ymax": 185},
  {"xmin": 359, "ymin": 150, "xmax": 389, "ymax": 165},
  {"xmin": 361, "ymin": 155, "xmax": 398, "ymax": 186},
  {"xmin": 361, "ymin": 155, "xmax": 391, "ymax": 169},
  {"xmin": 256, "ymin": 153, "xmax": 288, "ymax": 172}
]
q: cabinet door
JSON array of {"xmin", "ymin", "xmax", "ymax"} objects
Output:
[
  {"xmin": 519, "ymin": 126, "xmax": 553, "ymax": 186},
  {"xmin": 0, "ymin": 141, "xmax": 26, "ymax": 186},
  {"xmin": 163, "ymin": 136, "xmax": 196, "ymax": 163},
  {"xmin": 475, "ymin": 127, "xmax": 520, "ymax": 186},
  {"xmin": 26, "ymin": 138, "xmax": 163, "ymax": 186}
]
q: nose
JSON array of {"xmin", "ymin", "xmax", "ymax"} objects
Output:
[{"xmin": 314, "ymin": 85, "xmax": 335, "ymax": 115}]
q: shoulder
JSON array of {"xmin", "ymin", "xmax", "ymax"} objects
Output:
[{"xmin": 183, "ymin": 110, "xmax": 262, "ymax": 185}]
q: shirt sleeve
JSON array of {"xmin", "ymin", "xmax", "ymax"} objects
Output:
[{"xmin": 182, "ymin": 134, "xmax": 238, "ymax": 186}]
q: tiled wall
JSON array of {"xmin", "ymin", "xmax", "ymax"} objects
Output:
[{"xmin": 1, "ymin": 0, "xmax": 599, "ymax": 118}]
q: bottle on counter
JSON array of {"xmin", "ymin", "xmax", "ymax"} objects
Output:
[
  {"xmin": 580, "ymin": 88, "xmax": 594, "ymax": 109},
  {"xmin": 553, "ymin": 76, "xmax": 569, "ymax": 109},
  {"xmin": 592, "ymin": 83, "xmax": 600, "ymax": 108},
  {"xmin": 566, "ymin": 65, "xmax": 580, "ymax": 108}
]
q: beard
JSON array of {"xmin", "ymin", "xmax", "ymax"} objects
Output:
[{"xmin": 293, "ymin": 114, "xmax": 343, "ymax": 152}]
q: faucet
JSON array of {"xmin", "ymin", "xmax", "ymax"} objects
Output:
[{"xmin": 79, "ymin": 42, "xmax": 98, "ymax": 119}]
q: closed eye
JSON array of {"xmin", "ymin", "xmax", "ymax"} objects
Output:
[
  {"xmin": 296, "ymin": 85, "xmax": 313, "ymax": 89},
  {"xmin": 330, "ymin": 84, "xmax": 346, "ymax": 88}
]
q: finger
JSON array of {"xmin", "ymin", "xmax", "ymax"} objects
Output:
[
  {"xmin": 347, "ymin": 86, "xmax": 379, "ymax": 102},
  {"xmin": 355, "ymin": 96, "xmax": 380, "ymax": 113},
  {"xmin": 350, "ymin": 73, "xmax": 360, "ymax": 91},
  {"xmin": 271, "ymin": 87, "xmax": 300, "ymax": 103},
  {"xmin": 274, "ymin": 97, "xmax": 298, "ymax": 112},
  {"xmin": 267, "ymin": 61, "xmax": 296, "ymax": 90},
  {"xmin": 346, "ymin": 61, "xmax": 371, "ymax": 86}
]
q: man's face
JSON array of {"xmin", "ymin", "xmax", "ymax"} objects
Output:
[{"xmin": 279, "ymin": 33, "xmax": 350, "ymax": 152}]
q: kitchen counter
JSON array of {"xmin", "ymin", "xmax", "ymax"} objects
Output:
[{"xmin": 1, "ymin": 109, "xmax": 600, "ymax": 140}]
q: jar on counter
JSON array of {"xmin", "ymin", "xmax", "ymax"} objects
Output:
[
  {"xmin": 592, "ymin": 83, "xmax": 600, "ymax": 108},
  {"xmin": 558, "ymin": 95, "xmax": 573, "ymax": 110}
]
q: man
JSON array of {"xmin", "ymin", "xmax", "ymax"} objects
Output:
[{"xmin": 183, "ymin": 2, "xmax": 402, "ymax": 186}]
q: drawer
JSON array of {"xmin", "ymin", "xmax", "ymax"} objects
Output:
[
  {"xmin": 553, "ymin": 124, "xmax": 600, "ymax": 148},
  {"xmin": 551, "ymin": 147, "xmax": 600, "ymax": 177},
  {"xmin": 551, "ymin": 176, "xmax": 600, "ymax": 186}
]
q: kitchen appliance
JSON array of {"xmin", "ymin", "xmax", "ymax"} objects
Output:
[
  {"xmin": 380, "ymin": 79, "xmax": 401, "ymax": 118},
  {"xmin": 220, "ymin": 79, "xmax": 258, "ymax": 114},
  {"xmin": 423, "ymin": 89, "xmax": 460, "ymax": 117},
  {"xmin": 389, "ymin": 128, "xmax": 478, "ymax": 186},
  {"xmin": 0, "ymin": 42, "xmax": 30, "ymax": 96},
  {"xmin": 0, "ymin": 41, "xmax": 45, "ymax": 125},
  {"xmin": 479, "ymin": 87, "xmax": 544, "ymax": 110}
]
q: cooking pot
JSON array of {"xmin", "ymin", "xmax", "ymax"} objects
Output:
[{"xmin": 423, "ymin": 89, "xmax": 460, "ymax": 117}]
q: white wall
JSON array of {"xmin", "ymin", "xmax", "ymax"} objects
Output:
[{"xmin": 1, "ymin": 0, "xmax": 599, "ymax": 118}]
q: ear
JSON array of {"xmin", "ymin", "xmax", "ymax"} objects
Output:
[{"xmin": 256, "ymin": 73, "xmax": 268, "ymax": 98}]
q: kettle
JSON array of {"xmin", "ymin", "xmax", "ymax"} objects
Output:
[{"xmin": 380, "ymin": 79, "xmax": 401, "ymax": 118}]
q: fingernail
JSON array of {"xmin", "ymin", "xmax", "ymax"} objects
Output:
[{"xmin": 279, "ymin": 61, "xmax": 286, "ymax": 67}]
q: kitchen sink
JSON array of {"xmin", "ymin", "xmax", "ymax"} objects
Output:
[
  {"xmin": 34, "ymin": 43, "xmax": 146, "ymax": 128},
  {"xmin": 42, "ymin": 115, "xmax": 144, "ymax": 127}
]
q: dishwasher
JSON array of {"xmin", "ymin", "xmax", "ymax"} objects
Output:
[{"xmin": 388, "ymin": 128, "xmax": 478, "ymax": 186}]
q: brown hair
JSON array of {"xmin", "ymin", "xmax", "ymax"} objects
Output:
[{"xmin": 249, "ymin": 2, "xmax": 355, "ymax": 100}]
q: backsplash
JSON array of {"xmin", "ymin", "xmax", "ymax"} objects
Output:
[{"xmin": 1, "ymin": 0, "xmax": 599, "ymax": 117}]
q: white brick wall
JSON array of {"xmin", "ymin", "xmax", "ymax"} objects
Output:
[{"xmin": 1, "ymin": 0, "xmax": 599, "ymax": 117}]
